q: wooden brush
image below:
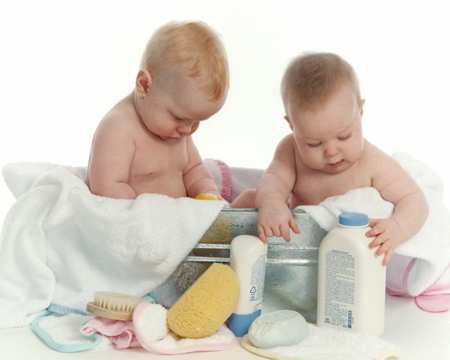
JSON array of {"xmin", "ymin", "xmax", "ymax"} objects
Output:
[{"xmin": 86, "ymin": 291, "xmax": 141, "ymax": 321}]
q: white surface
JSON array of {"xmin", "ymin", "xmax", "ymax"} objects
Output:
[
  {"xmin": 1, "ymin": 1, "xmax": 450, "ymax": 359},
  {"xmin": 1, "ymin": 294, "xmax": 449, "ymax": 359}
]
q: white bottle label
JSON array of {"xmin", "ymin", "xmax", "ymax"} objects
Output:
[
  {"xmin": 324, "ymin": 250, "xmax": 355, "ymax": 329},
  {"xmin": 249, "ymin": 254, "xmax": 266, "ymax": 307}
]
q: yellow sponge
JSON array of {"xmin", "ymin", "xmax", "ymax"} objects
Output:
[
  {"xmin": 195, "ymin": 193, "xmax": 219, "ymax": 200},
  {"xmin": 166, "ymin": 263, "xmax": 240, "ymax": 339}
]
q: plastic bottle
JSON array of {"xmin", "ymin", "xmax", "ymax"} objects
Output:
[
  {"xmin": 227, "ymin": 235, "xmax": 268, "ymax": 337},
  {"xmin": 317, "ymin": 212, "xmax": 386, "ymax": 336}
]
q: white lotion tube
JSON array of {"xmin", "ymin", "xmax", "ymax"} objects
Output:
[{"xmin": 227, "ymin": 235, "xmax": 268, "ymax": 337}]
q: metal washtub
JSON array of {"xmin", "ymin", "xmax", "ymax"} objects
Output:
[{"xmin": 151, "ymin": 208, "xmax": 327, "ymax": 323}]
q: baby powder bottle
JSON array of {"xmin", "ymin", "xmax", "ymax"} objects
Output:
[
  {"xmin": 227, "ymin": 235, "xmax": 268, "ymax": 337},
  {"xmin": 317, "ymin": 212, "xmax": 386, "ymax": 336}
]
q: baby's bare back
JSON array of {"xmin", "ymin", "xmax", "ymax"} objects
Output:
[{"xmin": 85, "ymin": 96, "xmax": 189, "ymax": 199}]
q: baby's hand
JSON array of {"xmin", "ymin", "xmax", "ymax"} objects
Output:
[
  {"xmin": 257, "ymin": 200, "xmax": 300, "ymax": 244},
  {"xmin": 366, "ymin": 218, "xmax": 404, "ymax": 266}
]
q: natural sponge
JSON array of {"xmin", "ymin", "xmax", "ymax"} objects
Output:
[{"xmin": 166, "ymin": 263, "xmax": 240, "ymax": 339}]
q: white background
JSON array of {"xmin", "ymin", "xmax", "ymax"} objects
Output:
[
  {"xmin": 1, "ymin": 0, "xmax": 449, "ymax": 209},
  {"xmin": 1, "ymin": 2, "xmax": 450, "ymax": 359}
]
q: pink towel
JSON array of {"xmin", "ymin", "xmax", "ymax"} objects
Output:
[
  {"xmin": 80, "ymin": 302, "xmax": 238, "ymax": 354},
  {"xmin": 81, "ymin": 318, "xmax": 141, "ymax": 349}
]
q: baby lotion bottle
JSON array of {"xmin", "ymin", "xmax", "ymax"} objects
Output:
[
  {"xmin": 317, "ymin": 212, "xmax": 386, "ymax": 336},
  {"xmin": 227, "ymin": 235, "xmax": 267, "ymax": 337}
]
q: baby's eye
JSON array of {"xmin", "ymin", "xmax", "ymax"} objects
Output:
[
  {"xmin": 171, "ymin": 113, "xmax": 183, "ymax": 121},
  {"xmin": 307, "ymin": 142, "xmax": 322, "ymax": 148},
  {"xmin": 338, "ymin": 133, "xmax": 352, "ymax": 141}
]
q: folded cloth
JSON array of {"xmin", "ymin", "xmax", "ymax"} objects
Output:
[
  {"xmin": 0, "ymin": 162, "xmax": 225, "ymax": 328},
  {"xmin": 36, "ymin": 302, "xmax": 237, "ymax": 354},
  {"xmin": 132, "ymin": 302, "xmax": 238, "ymax": 354},
  {"xmin": 298, "ymin": 152, "xmax": 450, "ymax": 308},
  {"xmin": 31, "ymin": 313, "xmax": 105, "ymax": 353},
  {"xmin": 241, "ymin": 324, "xmax": 401, "ymax": 360},
  {"xmin": 81, "ymin": 317, "xmax": 141, "ymax": 349}
]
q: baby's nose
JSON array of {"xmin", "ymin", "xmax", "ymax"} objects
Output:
[
  {"xmin": 178, "ymin": 121, "xmax": 199, "ymax": 136},
  {"xmin": 324, "ymin": 144, "xmax": 339, "ymax": 157},
  {"xmin": 177, "ymin": 123, "xmax": 193, "ymax": 135}
]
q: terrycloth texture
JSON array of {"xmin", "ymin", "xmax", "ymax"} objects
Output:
[
  {"xmin": 133, "ymin": 302, "xmax": 238, "ymax": 354},
  {"xmin": 81, "ymin": 317, "xmax": 141, "ymax": 349},
  {"xmin": 409, "ymin": 261, "xmax": 450, "ymax": 312},
  {"xmin": 31, "ymin": 313, "xmax": 105, "ymax": 353},
  {"xmin": 299, "ymin": 151, "xmax": 450, "ymax": 302},
  {"xmin": 32, "ymin": 303, "xmax": 237, "ymax": 354},
  {"xmin": 81, "ymin": 302, "xmax": 238, "ymax": 354},
  {"xmin": 241, "ymin": 324, "xmax": 401, "ymax": 360},
  {"xmin": 0, "ymin": 162, "xmax": 225, "ymax": 328}
]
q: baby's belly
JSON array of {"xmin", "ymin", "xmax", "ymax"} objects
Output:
[
  {"xmin": 291, "ymin": 181, "xmax": 372, "ymax": 207},
  {"xmin": 129, "ymin": 174, "xmax": 187, "ymax": 199}
]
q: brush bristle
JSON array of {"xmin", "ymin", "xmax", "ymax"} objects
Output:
[{"xmin": 93, "ymin": 291, "xmax": 141, "ymax": 313}]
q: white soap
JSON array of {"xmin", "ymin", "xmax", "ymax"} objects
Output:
[{"xmin": 248, "ymin": 310, "xmax": 308, "ymax": 349}]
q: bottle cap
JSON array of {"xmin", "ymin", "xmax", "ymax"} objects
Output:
[{"xmin": 339, "ymin": 212, "xmax": 368, "ymax": 226}]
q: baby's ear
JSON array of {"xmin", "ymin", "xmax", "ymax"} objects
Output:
[
  {"xmin": 284, "ymin": 115, "xmax": 293, "ymax": 131},
  {"xmin": 359, "ymin": 99, "xmax": 366, "ymax": 117},
  {"xmin": 135, "ymin": 70, "xmax": 152, "ymax": 97}
]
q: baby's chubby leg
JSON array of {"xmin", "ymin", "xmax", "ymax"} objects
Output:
[{"xmin": 230, "ymin": 189, "xmax": 256, "ymax": 208}]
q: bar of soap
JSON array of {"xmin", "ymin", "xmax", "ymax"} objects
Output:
[{"xmin": 248, "ymin": 310, "xmax": 308, "ymax": 349}]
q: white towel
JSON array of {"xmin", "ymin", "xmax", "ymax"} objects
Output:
[
  {"xmin": 0, "ymin": 162, "xmax": 225, "ymax": 328},
  {"xmin": 241, "ymin": 324, "xmax": 401, "ymax": 360},
  {"xmin": 31, "ymin": 313, "xmax": 105, "ymax": 353},
  {"xmin": 299, "ymin": 151, "xmax": 450, "ymax": 297}
]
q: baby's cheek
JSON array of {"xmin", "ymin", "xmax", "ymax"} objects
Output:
[{"xmin": 299, "ymin": 149, "xmax": 319, "ymax": 168}]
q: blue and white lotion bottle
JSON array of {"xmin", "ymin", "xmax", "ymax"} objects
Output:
[
  {"xmin": 317, "ymin": 212, "xmax": 386, "ymax": 336},
  {"xmin": 227, "ymin": 235, "xmax": 267, "ymax": 337}
]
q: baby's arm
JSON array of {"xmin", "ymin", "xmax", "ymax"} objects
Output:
[
  {"xmin": 367, "ymin": 150, "xmax": 429, "ymax": 265},
  {"xmin": 86, "ymin": 117, "xmax": 137, "ymax": 199},
  {"xmin": 255, "ymin": 135, "xmax": 300, "ymax": 244},
  {"xmin": 183, "ymin": 136, "xmax": 222, "ymax": 199}
]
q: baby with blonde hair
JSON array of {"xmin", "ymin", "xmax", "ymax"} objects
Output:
[
  {"xmin": 85, "ymin": 21, "xmax": 229, "ymax": 200},
  {"xmin": 237, "ymin": 52, "xmax": 428, "ymax": 265}
]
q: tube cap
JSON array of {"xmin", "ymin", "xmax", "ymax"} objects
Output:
[
  {"xmin": 339, "ymin": 212, "xmax": 368, "ymax": 226},
  {"xmin": 227, "ymin": 310, "xmax": 261, "ymax": 337}
]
